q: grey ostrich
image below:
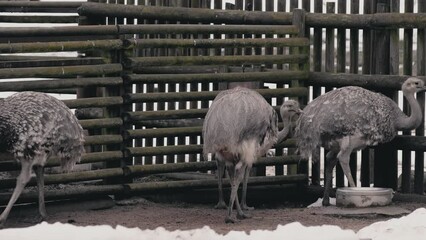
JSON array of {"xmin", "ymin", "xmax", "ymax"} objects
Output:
[
  {"xmin": 295, "ymin": 77, "xmax": 426, "ymax": 206},
  {"xmin": 0, "ymin": 92, "xmax": 85, "ymax": 227},
  {"xmin": 278, "ymin": 99, "xmax": 302, "ymax": 143},
  {"xmin": 202, "ymin": 87, "xmax": 301, "ymax": 223}
]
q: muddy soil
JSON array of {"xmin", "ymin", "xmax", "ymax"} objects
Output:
[{"xmin": 3, "ymin": 197, "xmax": 425, "ymax": 234}]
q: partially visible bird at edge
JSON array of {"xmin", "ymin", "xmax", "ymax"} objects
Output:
[
  {"xmin": 295, "ymin": 77, "xmax": 426, "ymax": 206},
  {"xmin": 0, "ymin": 92, "xmax": 85, "ymax": 227},
  {"xmin": 202, "ymin": 87, "xmax": 301, "ymax": 223}
]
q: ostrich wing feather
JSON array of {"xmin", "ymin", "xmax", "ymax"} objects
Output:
[
  {"xmin": 202, "ymin": 87, "xmax": 278, "ymax": 159},
  {"xmin": 0, "ymin": 92, "xmax": 85, "ymax": 171}
]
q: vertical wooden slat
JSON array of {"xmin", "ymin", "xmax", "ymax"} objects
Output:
[
  {"xmin": 293, "ymin": 8, "xmax": 308, "ymax": 176},
  {"xmin": 415, "ymin": 0, "xmax": 426, "ymax": 194},
  {"xmin": 373, "ymin": 1, "xmax": 395, "ymax": 189},
  {"xmin": 253, "ymin": 0, "xmax": 263, "ymax": 56},
  {"xmin": 349, "ymin": 0, "xmax": 360, "ymax": 187},
  {"xmin": 323, "ymin": 1, "xmax": 335, "ymax": 188},
  {"xmin": 199, "ymin": 0, "xmax": 211, "ymax": 164},
  {"xmin": 264, "ymin": 0, "xmax": 274, "ymax": 69},
  {"xmin": 386, "ymin": 0, "xmax": 400, "ymax": 190},
  {"xmin": 188, "ymin": 0, "xmax": 201, "ymax": 163},
  {"xmin": 401, "ymin": 0, "xmax": 414, "ymax": 193},
  {"xmin": 244, "ymin": 0, "xmax": 253, "ymax": 56},
  {"xmin": 311, "ymin": 0, "xmax": 323, "ymax": 186},
  {"xmin": 361, "ymin": 0, "xmax": 373, "ymax": 187},
  {"xmin": 133, "ymin": 0, "xmax": 144, "ymax": 165},
  {"xmin": 177, "ymin": 0, "xmax": 189, "ymax": 163},
  {"xmin": 325, "ymin": 3, "xmax": 335, "ymax": 75},
  {"xmin": 335, "ymin": 0, "xmax": 346, "ymax": 188},
  {"xmin": 77, "ymin": 0, "xmax": 107, "ymax": 168},
  {"xmin": 275, "ymin": 0, "xmax": 287, "ymax": 177},
  {"xmin": 143, "ymin": 0, "xmax": 156, "ymax": 165},
  {"xmin": 286, "ymin": 0, "xmax": 300, "ymax": 177}
]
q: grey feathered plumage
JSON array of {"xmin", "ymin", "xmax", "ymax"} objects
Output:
[
  {"xmin": 296, "ymin": 86, "xmax": 405, "ymax": 159},
  {"xmin": 203, "ymin": 87, "xmax": 278, "ymax": 161},
  {"xmin": 202, "ymin": 87, "xmax": 278, "ymax": 223},
  {"xmin": 0, "ymin": 91, "xmax": 85, "ymax": 227}
]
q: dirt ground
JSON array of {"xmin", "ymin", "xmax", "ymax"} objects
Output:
[{"xmin": 3, "ymin": 196, "xmax": 425, "ymax": 234}]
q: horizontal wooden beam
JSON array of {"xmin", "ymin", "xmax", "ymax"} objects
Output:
[
  {"xmin": 79, "ymin": 118, "xmax": 123, "ymax": 129},
  {"xmin": 0, "ymin": 39, "xmax": 124, "ymax": 53},
  {"xmin": 120, "ymin": 24, "xmax": 298, "ymax": 35},
  {"xmin": 125, "ymin": 54, "xmax": 309, "ymax": 68},
  {"xmin": 127, "ymin": 174, "xmax": 308, "ymax": 192},
  {"xmin": 63, "ymin": 96, "xmax": 123, "ymax": 109},
  {"xmin": 306, "ymin": 12, "xmax": 426, "ymax": 29},
  {"xmin": 125, "ymin": 70, "xmax": 308, "ymax": 84},
  {"xmin": 0, "ymin": 77, "xmax": 122, "ymax": 92},
  {"xmin": 127, "ymin": 37, "xmax": 309, "ymax": 49},
  {"xmin": 0, "ymin": 15, "xmax": 78, "ymax": 24},
  {"xmin": 0, "ymin": 64, "xmax": 122, "ymax": 79},
  {"xmin": 0, "ymin": 1, "xmax": 82, "ymax": 13},
  {"xmin": 308, "ymin": 72, "xmax": 421, "ymax": 90},
  {"xmin": 125, "ymin": 87, "xmax": 308, "ymax": 103},
  {"xmin": 1, "ymin": 25, "xmax": 118, "ymax": 37},
  {"xmin": 78, "ymin": 2, "xmax": 292, "ymax": 25}
]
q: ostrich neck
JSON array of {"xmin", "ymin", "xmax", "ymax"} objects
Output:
[
  {"xmin": 277, "ymin": 117, "xmax": 291, "ymax": 144},
  {"xmin": 395, "ymin": 92, "xmax": 423, "ymax": 131}
]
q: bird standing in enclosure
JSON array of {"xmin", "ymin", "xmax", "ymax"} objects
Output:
[
  {"xmin": 0, "ymin": 92, "xmax": 85, "ymax": 227},
  {"xmin": 202, "ymin": 87, "xmax": 301, "ymax": 223},
  {"xmin": 295, "ymin": 77, "xmax": 426, "ymax": 206}
]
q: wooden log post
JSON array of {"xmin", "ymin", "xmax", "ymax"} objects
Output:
[
  {"xmin": 335, "ymin": 0, "xmax": 347, "ymax": 188},
  {"xmin": 349, "ymin": 0, "xmax": 360, "ymax": 188},
  {"xmin": 77, "ymin": 0, "xmax": 108, "ymax": 173},
  {"xmin": 401, "ymin": 0, "xmax": 414, "ymax": 193},
  {"xmin": 361, "ymin": 0, "xmax": 374, "ymax": 188},
  {"xmin": 323, "ymin": 1, "xmax": 335, "ymax": 190},
  {"xmin": 291, "ymin": 8, "xmax": 308, "ymax": 176},
  {"xmin": 414, "ymin": 0, "xmax": 426, "ymax": 194},
  {"xmin": 373, "ymin": 1, "xmax": 397, "ymax": 189},
  {"xmin": 310, "ymin": 0, "xmax": 323, "ymax": 186}
]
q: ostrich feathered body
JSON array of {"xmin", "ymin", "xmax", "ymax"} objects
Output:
[
  {"xmin": 202, "ymin": 87, "xmax": 278, "ymax": 165},
  {"xmin": 0, "ymin": 92, "xmax": 85, "ymax": 171},
  {"xmin": 296, "ymin": 86, "xmax": 405, "ymax": 159}
]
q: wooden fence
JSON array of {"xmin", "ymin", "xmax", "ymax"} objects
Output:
[
  {"xmin": 0, "ymin": 0, "xmax": 426, "ymax": 205},
  {"xmin": 0, "ymin": 0, "xmax": 310, "ymax": 204}
]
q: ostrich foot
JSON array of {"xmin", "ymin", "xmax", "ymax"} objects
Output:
[
  {"xmin": 35, "ymin": 214, "xmax": 47, "ymax": 223},
  {"xmin": 237, "ymin": 212, "xmax": 251, "ymax": 220},
  {"xmin": 241, "ymin": 203, "xmax": 254, "ymax": 211},
  {"xmin": 0, "ymin": 219, "xmax": 5, "ymax": 229},
  {"xmin": 214, "ymin": 201, "xmax": 227, "ymax": 209},
  {"xmin": 322, "ymin": 198, "xmax": 331, "ymax": 206},
  {"xmin": 225, "ymin": 216, "xmax": 237, "ymax": 224}
]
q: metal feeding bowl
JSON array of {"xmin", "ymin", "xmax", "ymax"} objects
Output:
[{"xmin": 336, "ymin": 187, "xmax": 393, "ymax": 208}]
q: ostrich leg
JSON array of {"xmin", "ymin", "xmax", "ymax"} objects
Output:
[
  {"xmin": 225, "ymin": 162, "xmax": 249, "ymax": 223},
  {"xmin": 322, "ymin": 151, "xmax": 338, "ymax": 206},
  {"xmin": 214, "ymin": 159, "xmax": 227, "ymax": 209},
  {"xmin": 0, "ymin": 161, "xmax": 32, "ymax": 227},
  {"xmin": 34, "ymin": 165, "xmax": 47, "ymax": 220},
  {"xmin": 241, "ymin": 165, "xmax": 254, "ymax": 210}
]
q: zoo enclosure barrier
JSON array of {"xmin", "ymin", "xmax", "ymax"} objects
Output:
[
  {"xmin": 1, "ymin": 0, "xmax": 426, "ymax": 205},
  {"xmin": 0, "ymin": 0, "xmax": 310, "ymax": 204}
]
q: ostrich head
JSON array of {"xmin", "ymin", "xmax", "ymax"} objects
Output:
[
  {"xmin": 280, "ymin": 100, "xmax": 302, "ymax": 122},
  {"xmin": 402, "ymin": 77, "xmax": 426, "ymax": 95}
]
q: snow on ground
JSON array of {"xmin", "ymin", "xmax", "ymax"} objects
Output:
[{"xmin": 1, "ymin": 208, "xmax": 426, "ymax": 240}]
